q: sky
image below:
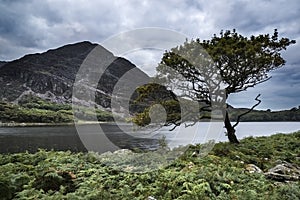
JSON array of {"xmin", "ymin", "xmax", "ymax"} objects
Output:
[{"xmin": 0, "ymin": 0, "xmax": 299, "ymax": 110}]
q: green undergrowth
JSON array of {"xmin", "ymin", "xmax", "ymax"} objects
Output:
[
  {"xmin": 0, "ymin": 95, "xmax": 115, "ymax": 123},
  {"xmin": 0, "ymin": 131, "xmax": 299, "ymax": 199}
]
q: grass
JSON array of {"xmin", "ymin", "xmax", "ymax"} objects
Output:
[{"xmin": 0, "ymin": 131, "xmax": 299, "ymax": 199}]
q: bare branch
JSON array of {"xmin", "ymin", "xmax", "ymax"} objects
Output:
[
  {"xmin": 184, "ymin": 121, "xmax": 197, "ymax": 128},
  {"xmin": 230, "ymin": 76, "xmax": 272, "ymax": 93},
  {"xmin": 232, "ymin": 94, "xmax": 262, "ymax": 128},
  {"xmin": 168, "ymin": 122, "xmax": 180, "ymax": 131}
]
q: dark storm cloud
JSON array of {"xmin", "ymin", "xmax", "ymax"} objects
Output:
[
  {"xmin": 282, "ymin": 41, "xmax": 300, "ymax": 66},
  {"xmin": 226, "ymin": 0, "xmax": 300, "ymax": 32},
  {"xmin": 0, "ymin": 0, "xmax": 124, "ymax": 60},
  {"xmin": 228, "ymin": 62, "xmax": 300, "ymax": 110},
  {"xmin": 0, "ymin": 0, "xmax": 66, "ymax": 47},
  {"xmin": 0, "ymin": 0, "xmax": 63, "ymax": 59},
  {"xmin": 204, "ymin": 0, "xmax": 300, "ymax": 40},
  {"xmin": 1, "ymin": 0, "xmax": 299, "ymax": 59},
  {"xmin": 0, "ymin": 2, "xmax": 36, "ymax": 47}
]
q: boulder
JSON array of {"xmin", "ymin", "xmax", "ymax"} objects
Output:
[
  {"xmin": 245, "ymin": 164, "xmax": 263, "ymax": 173},
  {"xmin": 264, "ymin": 161, "xmax": 300, "ymax": 182},
  {"xmin": 113, "ymin": 149, "xmax": 133, "ymax": 155}
]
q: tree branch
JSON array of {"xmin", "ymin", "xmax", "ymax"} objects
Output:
[
  {"xmin": 232, "ymin": 94, "xmax": 262, "ymax": 128},
  {"xmin": 168, "ymin": 122, "xmax": 181, "ymax": 131}
]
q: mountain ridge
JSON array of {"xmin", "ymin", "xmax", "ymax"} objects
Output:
[
  {"xmin": 0, "ymin": 41, "xmax": 148, "ymax": 112},
  {"xmin": 0, "ymin": 61, "xmax": 7, "ymax": 68}
]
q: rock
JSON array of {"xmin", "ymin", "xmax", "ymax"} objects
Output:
[
  {"xmin": 0, "ymin": 61, "xmax": 6, "ymax": 68},
  {"xmin": 245, "ymin": 164, "xmax": 263, "ymax": 173},
  {"xmin": 264, "ymin": 161, "xmax": 300, "ymax": 182},
  {"xmin": 187, "ymin": 161, "xmax": 194, "ymax": 169},
  {"xmin": 191, "ymin": 151, "xmax": 198, "ymax": 157},
  {"xmin": 113, "ymin": 149, "xmax": 133, "ymax": 155},
  {"xmin": 0, "ymin": 41, "xmax": 149, "ymax": 114},
  {"xmin": 147, "ymin": 196, "xmax": 157, "ymax": 200},
  {"xmin": 100, "ymin": 151, "xmax": 113, "ymax": 157}
]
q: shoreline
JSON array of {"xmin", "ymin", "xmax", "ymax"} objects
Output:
[
  {"xmin": 0, "ymin": 121, "xmax": 115, "ymax": 127},
  {"xmin": 1, "ymin": 120, "xmax": 300, "ymax": 128}
]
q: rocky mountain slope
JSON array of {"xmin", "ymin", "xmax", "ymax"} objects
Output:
[
  {"xmin": 0, "ymin": 61, "xmax": 7, "ymax": 68},
  {"xmin": 0, "ymin": 41, "xmax": 148, "ymax": 112}
]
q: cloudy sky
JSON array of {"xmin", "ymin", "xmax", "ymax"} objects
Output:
[{"xmin": 0, "ymin": 0, "xmax": 299, "ymax": 110}]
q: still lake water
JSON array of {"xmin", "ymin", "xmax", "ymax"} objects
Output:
[{"xmin": 0, "ymin": 122, "xmax": 300, "ymax": 153}]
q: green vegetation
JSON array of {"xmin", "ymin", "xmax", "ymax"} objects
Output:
[
  {"xmin": 0, "ymin": 131, "xmax": 299, "ymax": 199},
  {"xmin": 0, "ymin": 95, "xmax": 114, "ymax": 124},
  {"xmin": 1, "ymin": 95, "xmax": 298, "ymax": 125},
  {"xmin": 229, "ymin": 106, "xmax": 300, "ymax": 122},
  {"xmin": 0, "ymin": 101, "xmax": 73, "ymax": 123}
]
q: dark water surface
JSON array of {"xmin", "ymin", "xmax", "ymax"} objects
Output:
[
  {"xmin": 1, "ymin": 122, "xmax": 300, "ymax": 153},
  {"xmin": 0, "ymin": 124, "xmax": 159, "ymax": 153}
]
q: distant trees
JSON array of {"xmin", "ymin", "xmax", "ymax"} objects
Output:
[
  {"xmin": 0, "ymin": 95, "xmax": 114, "ymax": 123},
  {"xmin": 133, "ymin": 29, "xmax": 295, "ymax": 143},
  {"xmin": 228, "ymin": 107, "xmax": 300, "ymax": 122},
  {"xmin": 0, "ymin": 101, "xmax": 73, "ymax": 123}
]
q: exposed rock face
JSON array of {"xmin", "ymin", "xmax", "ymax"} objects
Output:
[
  {"xmin": 264, "ymin": 161, "xmax": 300, "ymax": 182},
  {"xmin": 245, "ymin": 161, "xmax": 300, "ymax": 182},
  {"xmin": 0, "ymin": 41, "xmax": 96, "ymax": 103},
  {"xmin": 0, "ymin": 41, "xmax": 149, "ymax": 112},
  {"xmin": 0, "ymin": 61, "xmax": 7, "ymax": 68}
]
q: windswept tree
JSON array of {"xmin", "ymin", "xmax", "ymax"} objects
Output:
[{"xmin": 132, "ymin": 29, "xmax": 295, "ymax": 144}]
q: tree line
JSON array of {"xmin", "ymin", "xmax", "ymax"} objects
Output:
[
  {"xmin": 0, "ymin": 95, "xmax": 114, "ymax": 124},
  {"xmin": 229, "ymin": 106, "xmax": 300, "ymax": 122}
]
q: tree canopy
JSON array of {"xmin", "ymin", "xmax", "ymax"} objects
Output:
[
  {"xmin": 132, "ymin": 29, "xmax": 295, "ymax": 143},
  {"xmin": 158, "ymin": 29, "xmax": 295, "ymax": 96}
]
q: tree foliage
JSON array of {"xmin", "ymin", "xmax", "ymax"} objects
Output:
[
  {"xmin": 198, "ymin": 29, "xmax": 295, "ymax": 94},
  {"xmin": 157, "ymin": 29, "xmax": 295, "ymax": 97},
  {"xmin": 131, "ymin": 83, "xmax": 182, "ymax": 127},
  {"xmin": 133, "ymin": 29, "xmax": 296, "ymax": 143}
]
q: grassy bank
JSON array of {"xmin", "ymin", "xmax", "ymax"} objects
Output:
[
  {"xmin": 0, "ymin": 121, "xmax": 113, "ymax": 127},
  {"xmin": 0, "ymin": 131, "xmax": 299, "ymax": 199},
  {"xmin": 0, "ymin": 95, "xmax": 115, "ymax": 124}
]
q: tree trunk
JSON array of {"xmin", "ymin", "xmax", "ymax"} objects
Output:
[{"xmin": 224, "ymin": 111, "xmax": 239, "ymax": 144}]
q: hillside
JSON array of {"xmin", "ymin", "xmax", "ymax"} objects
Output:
[
  {"xmin": 0, "ymin": 61, "xmax": 7, "ymax": 68},
  {"xmin": 229, "ymin": 105, "xmax": 300, "ymax": 122},
  {"xmin": 0, "ymin": 41, "xmax": 148, "ymax": 112}
]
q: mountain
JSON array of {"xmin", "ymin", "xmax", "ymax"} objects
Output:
[
  {"xmin": 0, "ymin": 41, "xmax": 149, "ymax": 113},
  {"xmin": 0, "ymin": 61, "xmax": 7, "ymax": 68}
]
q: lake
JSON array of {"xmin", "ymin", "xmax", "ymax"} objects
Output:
[{"xmin": 0, "ymin": 122, "xmax": 300, "ymax": 153}]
